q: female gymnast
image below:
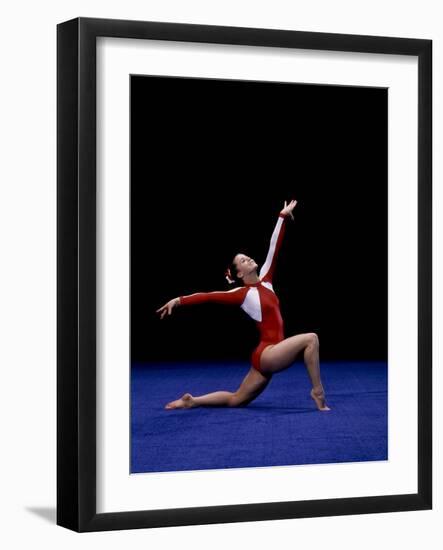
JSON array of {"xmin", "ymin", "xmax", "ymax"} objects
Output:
[{"xmin": 156, "ymin": 199, "xmax": 330, "ymax": 411}]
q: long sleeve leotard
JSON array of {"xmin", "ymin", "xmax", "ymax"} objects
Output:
[{"xmin": 179, "ymin": 213, "xmax": 288, "ymax": 374}]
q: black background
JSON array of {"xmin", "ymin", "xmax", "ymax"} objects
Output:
[{"xmin": 131, "ymin": 75, "xmax": 387, "ymax": 363}]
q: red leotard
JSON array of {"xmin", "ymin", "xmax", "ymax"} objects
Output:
[{"xmin": 179, "ymin": 214, "xmax": 288, "ymax": 375}]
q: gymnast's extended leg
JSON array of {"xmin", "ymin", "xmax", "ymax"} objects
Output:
[{"xmin": 165, "ymin": 367, "xmax": 271, "ymax": 409}]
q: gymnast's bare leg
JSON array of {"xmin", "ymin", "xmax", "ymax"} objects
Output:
[
  {"xmin": 259, "ymin": 332, "xmax": 330, "ymax": 411},
  {"xmin": 165, "ymin": 367, "xmax": 271, "ymax": 409},
  {"xmin": 164, "ymin": 332, "xmax": 329, "ymax": 410}
]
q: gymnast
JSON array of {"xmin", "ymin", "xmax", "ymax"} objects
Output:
[{"xmin": 156, "ymin": 199, "xmax": 330, "ymax": 411}]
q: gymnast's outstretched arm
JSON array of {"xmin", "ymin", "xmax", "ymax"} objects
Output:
[
  {"xmin": 259, "ymin": 199, "xmax": 297, "ymax": 283},
  {"xmin": 156, "ymin": 287, "xmax": 247, "ymax": 319}
]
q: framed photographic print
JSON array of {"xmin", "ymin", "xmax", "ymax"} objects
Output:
[{"xmin": 57, "ymin": 17, "xmax": 432, "ymax": 532}]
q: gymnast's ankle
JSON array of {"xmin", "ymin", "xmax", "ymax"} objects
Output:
[{"xmin": 311, "ymin": 385, "xmax": 324, "ymax": 398}]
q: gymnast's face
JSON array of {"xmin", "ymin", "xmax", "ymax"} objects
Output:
[{"xmin": 234, "ymin": 253, "xmax": 258, "ymax": 280}]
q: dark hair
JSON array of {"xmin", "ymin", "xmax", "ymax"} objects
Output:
[{"xmin": 225, "ymin": 254, "xmax": 241, "ymax": 286}]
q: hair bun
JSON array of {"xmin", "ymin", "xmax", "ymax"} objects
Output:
[{"xmin": 225, "ymin": 268, "xmax": 235, "ymax": 284}]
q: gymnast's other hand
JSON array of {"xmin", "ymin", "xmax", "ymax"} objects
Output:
[
  {"xmin": 280, "ymin": 199, "xmax": 297, "ymax": 220},
  {"xmin": 156, "ymin": 297, "xmax": 180, "ymax": 319}
]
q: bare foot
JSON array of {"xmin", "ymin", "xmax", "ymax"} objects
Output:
[
  {"xmin": 165, "ymin": 393, "xmax": 196, "ymax": 410},
  {"xmin": 310, "ymin": 388, "xmax": 331, "ymax": 411}
]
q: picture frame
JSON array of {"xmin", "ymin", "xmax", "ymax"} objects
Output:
[{"xmin": 57, "ymin": 16, "xmax": 432, "ymax": 532}]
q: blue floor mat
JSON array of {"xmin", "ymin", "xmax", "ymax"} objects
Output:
[{"xmin": 131, "ymin": 361, "xmax": 387, "ymax": 473}]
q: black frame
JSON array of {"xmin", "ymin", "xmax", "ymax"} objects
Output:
[{"xmin": 57, "ymin": 17, "xmax": 432, "ymax": 532}]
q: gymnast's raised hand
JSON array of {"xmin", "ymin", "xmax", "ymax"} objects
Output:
[{"xmin": 280, "ymin": 199, "xmax": 297, "ymax": 220}]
